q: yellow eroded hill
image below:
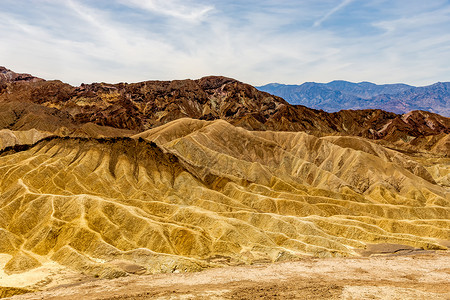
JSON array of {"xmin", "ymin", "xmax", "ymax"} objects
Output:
[
  {"xmin": 0, "ymin": 129, "xmax": 52, "ymax": 150},
  {"xmin": 0, "ymin": 119, "xmax": 448, "ymax": 278}
]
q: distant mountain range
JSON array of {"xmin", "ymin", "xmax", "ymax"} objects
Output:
[{"xmin": 257, "ymin": 81, "xmax": 450, "ymax": 117}]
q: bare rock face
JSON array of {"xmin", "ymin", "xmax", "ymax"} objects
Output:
[
  {"xmin": 0, "ymin": 67, "xmax": 44, "ymax": 84},
  {"xmin": 0, "ymin": 68, "xmax": 448, "ymax": 154}
]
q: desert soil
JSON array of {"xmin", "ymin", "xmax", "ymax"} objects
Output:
[{"xmin": 2, "ymin": 251, "xmax": 449, "ymax": 300}]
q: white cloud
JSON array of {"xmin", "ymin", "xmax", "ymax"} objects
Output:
[
  {"xmin": 118, "ymin": 0, "xmax": 213, "ymax": 22},
  {"xmin": 313, "ymin": 0, "xmax": 354, "ymax": 27}
]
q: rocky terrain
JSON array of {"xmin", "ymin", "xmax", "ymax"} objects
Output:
[
  {"xmin": 0, "ymin": 67, "xmax": 449, "ymax": 158},
  {"xmin": 257, "ymin": 80, "xmax": 450, "ymax": 117},
  {"xmin": 0, "ymin": 67, "xmax": 44, "ymax": 85},
  {"xmin": 0, "ymin": 67, "xmax": 448, "ymax": 298}
]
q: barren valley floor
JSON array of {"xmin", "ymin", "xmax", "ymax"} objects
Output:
[{"xmin": 1, "ymin": 251, "xmax": 448, "ymax": 300}]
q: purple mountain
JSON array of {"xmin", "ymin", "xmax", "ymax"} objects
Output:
[{"xmin": 257, "ymin": 81, "xmax": 450, "ymax": 117}]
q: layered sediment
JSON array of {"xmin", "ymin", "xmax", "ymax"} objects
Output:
[{"xmin": 0, "ymin": 119, "xmax": 448, "ymax": 279}]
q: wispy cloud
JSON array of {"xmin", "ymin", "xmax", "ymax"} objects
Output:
[
  {"xmin": 313, "ymin": 0, "xmax": 354, "ymax": 27},
  {"xmin": 119, "ymin": 0, "xmax": 214, "ymax": 22}
]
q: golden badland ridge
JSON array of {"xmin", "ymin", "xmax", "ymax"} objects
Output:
[{"xmin": 0, "ymin": 118, "xmax": 448, "ymax": 280}]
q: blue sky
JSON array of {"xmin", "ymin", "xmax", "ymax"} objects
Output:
[{"xmin": 1, "ymin": 0, "xmax": 450, "ymax": 86}]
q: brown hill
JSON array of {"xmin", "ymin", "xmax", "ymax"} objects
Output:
[
  {"xmin": 0, "ymin": 67, "xmax": 44, "ymax": 85},
  {"xmin": 0, "ymin": 68, "xmax": 448, "ymax": 153},
  {"xmin": 0, "ymin": 101, "xmax": 136, "ymax": 139}
]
